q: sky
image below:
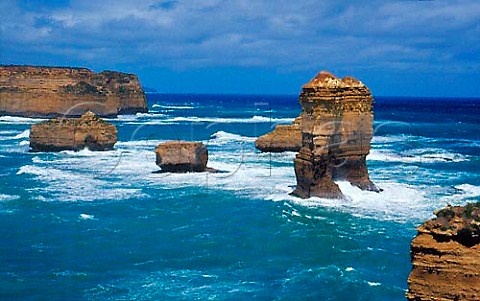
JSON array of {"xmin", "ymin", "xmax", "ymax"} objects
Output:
[{"xmin": 1, "ymin": 0, "xmax": 479, "ymax": 97}]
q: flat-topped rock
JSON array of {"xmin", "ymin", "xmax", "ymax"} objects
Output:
[
  {"xmin": 0, "ymin": 65, "xmax": 148, "ymax": 117},
  {"xmin": 155, "ymin": 141, "xmax": 208, "ymax": 172},
  {"xmin": 291, "ymin": 71, "xmax": 380, "ymax": 199},
  {"xmin": 255, "ymin": 116, "xmax": 302, "ymax": 152},
  {"xmin": 407, "ymin": 203, "xmax": 480, "ymax": 300},
  {"xmin": 29, "ymin": 111, "xmax": 117, "ymax": 152}
]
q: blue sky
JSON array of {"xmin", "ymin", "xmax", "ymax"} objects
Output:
[{"xmin": 1, "ymin": 0, "xmax": 479, "ymax": 97}]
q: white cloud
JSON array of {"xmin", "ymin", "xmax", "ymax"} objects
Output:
[{"xmin": 1, "ymin": 0, "xmax": 479, "ymax": 75}]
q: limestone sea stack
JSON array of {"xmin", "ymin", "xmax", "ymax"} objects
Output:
[
  {"xmin": 155, "ymin": 141, "xmax": 208, "ymax": 172},
  {"xmin": 255, "ymin": 116, "xmax": 302, "ymax": 152},
  {"xmin": 407, "ymin": 203, "xmax": 480, "ymax": 301},
  {"xmin": 30, "ymin": 111, "xmax": 117, "ymax": 152},
  {"xmin": 0, "ymin": 65, "xmax": 147, "ymax": 117},
  {"xmin": 291, "ymin": 71, "xmax": 380, "ymax": 199}
]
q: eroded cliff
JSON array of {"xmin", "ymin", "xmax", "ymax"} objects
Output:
[
  {"xmin": 0, "ymin": 65, "xmax": 147, "ymax": 117},
  {"xmin": 407, "ymin": 203, "xmax": 480, "ymax": 301}
]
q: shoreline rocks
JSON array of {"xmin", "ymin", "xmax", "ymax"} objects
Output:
[
  {"xmin": 0, "ymin": 65, "xmax": 148, "ymax": 117},
  {"xmin": 407, "ymin": 203, "xmax": 480, "ymax": 300},
  {"xmin": 255, "ymin": 116, "xmax": 302, "ymax": 152},
  {"xmin": 291, "ymin": 71, "xmax": 380, "ymax": 199},
  {"xmin": 155, "ymin": 141, "xmax": 208, "ymax": 173},
  {"xmin": 29, "ymin": 111, "xmax": 117, "ymax": 152}
]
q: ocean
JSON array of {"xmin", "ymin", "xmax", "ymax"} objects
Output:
[{"xmin": 0, "ymin": 94, "xmax": 479, "ymax": 300}]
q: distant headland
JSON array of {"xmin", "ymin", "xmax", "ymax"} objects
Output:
[{"xmin": 0, "ymin": 65, "xmax": 148, "ymax": 117}]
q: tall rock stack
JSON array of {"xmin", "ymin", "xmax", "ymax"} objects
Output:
[
  {"xmin": 407, "ymin": 203, "xmax": 480, "ymax": 300},
  {"xmin": 291, "ymin": 71, "xmax": 379, "ymax": 199}
]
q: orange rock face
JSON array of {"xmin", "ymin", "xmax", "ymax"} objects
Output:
[
  {"xmin": 155, "ymin": 141, "xmax": 208, "ymax": 172},
  {"xmin": 30, "ymin": 111, "xmax": 117, "ymax": 152},
  {"xmin": 0, "ymin": 65, "xmax": 147, "ymax": 117},
  {"xmin": 291, "ymin": 71, "xmax": 379, "ymax": 199},
  {"xmin": 407, "ymin": 203, "xmax": 480, "ymax": 301},
  {"xmin": 255, "ymin": 116, "xmax": 302, "ymax": 152}
]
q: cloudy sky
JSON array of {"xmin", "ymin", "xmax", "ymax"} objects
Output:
[{"xmin": 1, "ymin": 0, "xmax": 479, "ymax": 96}]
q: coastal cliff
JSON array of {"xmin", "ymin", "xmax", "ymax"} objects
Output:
[
  {"xmin": 30, "ymin": 111, "xmax": 117, "ymax": 152},
  {"xmin": 0, "ymin": 65, "xmax": 147, "ymax": 117},
  {"xmin": 291, "ymin": 71, "xmax": 379, "ymax": 199},
  {"xmin": 407, "ymin": 203, "xmax": 480, "ymax": 301}
]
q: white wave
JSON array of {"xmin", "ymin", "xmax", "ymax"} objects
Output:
[
  {"xmin": 136, "ymin": 113, "xmax": 167, "ymax": 118},
  {"xmin": 152, "ymin": 104, "xmax": 195, "ymax": 109},
  {"xmin": 208, "ymin": 131, "xmax": 256, "ymax": 146},
  {"xmin": 106, "ymin": 113, "xmax": 167, "ymax": 122},
  {"xmin": 107, "ymin": 114, "xmax": 139, "ymax": 121},
  {"xmin": 59, "ymin": 148, "xmax": 117, "ymax": 157},
  {"xmin": 266, "ymin": 181, "xmax": 430, "ymax": 223},
  {"xmin": 79, "ymin": 213, "xmax": 95, "ymax": 220},
  {"xmin": 367, "ymin": 282, "xmax": 381, "ymax": 287},
  {"xmin": 368, "ymin": 149, "xmax": 467, "ymax": 163},
  {"xmin": 13, "ymin": 129, "xmax": 30, "ymax": 139},
  {"xmin": 0, "ymin": 116, "xmax": 46, "ymax": 124},
  {"xmin": 0, "ymin": 129, "xmax": 30, "ymax": 141},
  {"xmin": 0, "ymin": 194, "xmax": 20, "ymax": 201},
  {"xmin": 126, "ymin": 115, "xmax": 294, "ymax": 125},
  {"xmin": 0, "ymin": 130, "xmax": 20, "ymax": 136},
  {"xmin": 19, "ymin": 140, "xmax": 29, "ymax": 146},
  {"xmin": 371, "ymin": 135, "xmax": 411, "ymax": 144},
  {"xmin": 115, "ymin": 139, "xmax": 165, "ymax": 149},
  {"xmin": 17, "ymin": 164, "xmax": 147, "ymax": 202},
  {"xmin": 455, "ymin": 184, "xmax": 480, "ymax": 198}
]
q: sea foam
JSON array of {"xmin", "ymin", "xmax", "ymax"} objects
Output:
[
  {"xmin": 125, "ymin": 115, "xmax": 294, "ymax": 125},
  {"xmin": 208, "ymin": 131, "xmax": 256, "ymax": 146},
  {"xmin": 0, "ymin": 116, "xmax": 45, "ymax": 124},
  {"xmin": 152, "ymin": 104, "xmax": 195, "ymax": 109},
  {"xmin": 0, "ymin": 194, "xmax": 20, "ymax": 201}
]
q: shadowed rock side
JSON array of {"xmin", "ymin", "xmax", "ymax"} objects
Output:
[
  {"xmin": 407, "ymin": 203, "xmax": 480, "ymax": 301},
  {"xmin": 0, "ymin": 65, "xmax": 147, "ymax": 117},
  {"xmin": 291, "ymin": 71, "xmax": 380, "ymax": 199},
  {"xmin": 255, "ymin": 116, "xmax": 302, "ymax": 152},
  {"xmin": 155, "ymin": 141, "xmax": 208, "ymax": 173},
  {"xmin": 30, "ymin": 111, "xmax": 117, "ymax": 152}
]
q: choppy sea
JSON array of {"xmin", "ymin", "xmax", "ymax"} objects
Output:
[{"xmin": 1, "ymin": 94, "xmax": 479, "ymax": 300}]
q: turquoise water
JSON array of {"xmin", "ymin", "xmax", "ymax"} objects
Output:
[{"xmin": 1, "ymin": 94, "xmax": 479, "ymax": 300}]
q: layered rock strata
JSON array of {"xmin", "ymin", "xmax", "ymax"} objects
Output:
[
  {"xmin": 255, "ymin": 116, "xmax": 302, "ymax": 152},
  {"xmin": 30, "ymin": 111, "xmax": 117, "ymax": 152},
  {"xmin": 291, "ymin": 71, "xmax": 379, "ymax": 199},
  {"xmin": 155, "ymin": 141, "xmax": 208, "ymax": 172},
  {"xmin": 407, "ymin": 203, "xmax": 480, "ymax": 301},
  {"xmin": 0, "ymin": 65, "xmax": 147, "ymax": 117}
]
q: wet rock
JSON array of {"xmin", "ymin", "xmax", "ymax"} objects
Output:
[{"xmin": 155, "ymin": 141, "xmax": 208, "ymax": 172}]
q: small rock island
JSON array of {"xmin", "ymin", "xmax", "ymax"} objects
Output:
[
  {"xmin": 255, "ymin": 116, "xmax": 302, "ymax": 152},
  {"xmin": 291, "ymin": 71, "xmax": 380, "ymax": 199},
  {"xmin": 155, "ymin": 141, "xmax": 208, "ymax": 173},
  {"xmin": 407, "ymin": 203, "xmax": 480, "ymax": 301},
  {"xmin": 30, "ymin": 111, "xmax": 117, "ymax": 152},
  {"xmin": 0, "ymin": 65, "xmax": 148, "ymax": 117}
]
